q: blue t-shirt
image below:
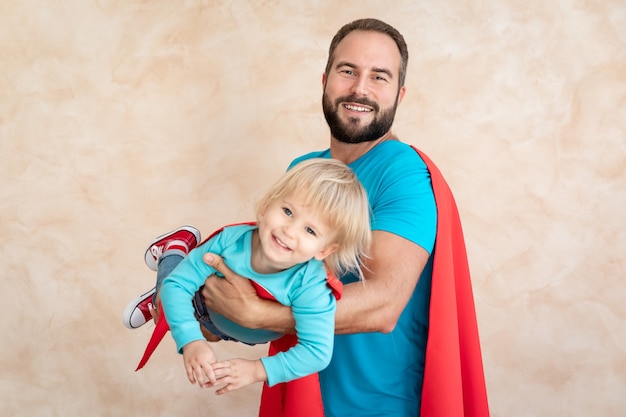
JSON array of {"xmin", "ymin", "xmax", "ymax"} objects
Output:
[
  {"xmin": 160, "ymin": 224, "xmax": 336, "ymax": 386},
  {"xmin": 290, "ymin": 140, "xmax": 437, "ymax": 417}
]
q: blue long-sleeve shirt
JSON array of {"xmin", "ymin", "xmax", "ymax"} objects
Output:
[{"xmin": 160, "ymin": 224, "xmax": 336, "ymax": 386}]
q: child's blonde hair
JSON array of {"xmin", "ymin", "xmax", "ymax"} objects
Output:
[{"xmin": 257, "ymin": 158, "xmax": 371, "ymax": 280}]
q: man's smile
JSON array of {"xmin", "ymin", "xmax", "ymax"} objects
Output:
[{"xmin": 343, "ymin": 103, "xmax": 373, "ymax": 113}]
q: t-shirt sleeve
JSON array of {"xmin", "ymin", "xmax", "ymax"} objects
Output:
[{"xmin": 368, "ymin": 150, "xmax": 437, "ymax": 255}]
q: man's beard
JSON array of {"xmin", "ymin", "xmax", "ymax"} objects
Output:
[{"xmin": 322, "ymin": 92, "xmax": 398, "ymax": 144}]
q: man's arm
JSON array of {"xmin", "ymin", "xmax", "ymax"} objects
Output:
[
  {"xmin": 334, "ymin": 230, "xmax": 427, "ymax": 334},
  {"xmin": 201, "ymin": 230, "xmax": 428, "ymax": 335}
]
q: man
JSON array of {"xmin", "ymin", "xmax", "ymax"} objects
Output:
[
  {"xmin": 125, "ymin": 17, "xmax": 488, "ymax": 417},
  {"xmin": 202, "ymin": 18, "xmax": 437, "ymax": 416}
]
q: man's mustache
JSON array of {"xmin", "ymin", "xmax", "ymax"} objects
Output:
[{"xmin": 335, "ymin": 95, "xmax": 380, "ymax": 112}]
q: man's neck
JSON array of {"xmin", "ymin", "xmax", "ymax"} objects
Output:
[{"xmin": 329, "ymin": 131, "xmax": 397, "ymax": 164}]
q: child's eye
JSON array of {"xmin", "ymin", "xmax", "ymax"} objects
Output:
[
  {"xmin": 283, "ymin": 207, "xmax": 293, "ymax": 217},
  {"xmin": 305, "ymin": 227, "xmax": 316, "ymax": 236}
]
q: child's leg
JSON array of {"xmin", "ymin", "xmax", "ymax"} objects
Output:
[
  {"xmin": 151, "ymin": 253, "xmax": 184, "ymax": 311},
  {"xmin": 122, "ymin": 226, "xmax": 200, "ymax": 329}
]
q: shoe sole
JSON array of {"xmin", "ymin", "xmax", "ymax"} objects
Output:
[
  {"xmin": 122, "ymin": 287, "xmax": 157, "ymax": 329},
  {"xmin": 144, "ymin": 225, "xmax": 201, "ymax": 271}
]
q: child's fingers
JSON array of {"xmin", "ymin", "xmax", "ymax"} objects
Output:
[
  {"xmin": 185, "ymin": 364, "xmax": 197, "ymax": 385},
  {"xmin": 212, "ymin": 362, "xmax": 234, "ymax": 395},
  {"xmin": 211, "ymin": 361, "xmax": 231, "ymax": 380},
  {"xmin": 215, "ymin": 383, "xmax": 232, "ymax": 395},
  {"xmin": 200, "ymin": 363, "xmax": 217, "ymax": 387},
  {"xmin": 185, "ymin": 362, "xmax": 209, "ymax": 387}
]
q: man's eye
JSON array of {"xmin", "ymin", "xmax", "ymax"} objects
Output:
[
  {"xmin": 283, "ymin": 207, "xmax": 293, "ymax": 216},
  {"xmin": 305, "ymin": 227, "xmax": 316, "ymax": 236}
]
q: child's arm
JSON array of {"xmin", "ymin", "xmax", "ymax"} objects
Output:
[
  {"xmin": 160, "ymin": 242, "xmax": 219, "ymax": 352},
  {"xmin": 262, "ymin": 278, "xmax": 336, "ymax": 385},
  {"xmin": 161, "ymin": 241, "xmax": 225, "ymax": 387},
  {"xmin": 210, "ymin": 269, "xmax": 336, "ymax": 392}
]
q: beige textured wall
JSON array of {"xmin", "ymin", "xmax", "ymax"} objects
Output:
[{"xmin": 1, "ymin": 1, "xmax": 624, "ymax": 416}]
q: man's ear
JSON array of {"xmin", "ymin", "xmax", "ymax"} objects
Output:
[
  {"xmin": 314, "ymin": 243, "xmax": 339, "ymax": 261},
  {"xmin": 397, "ymin": 85, "xmax": 406, "ymax": 105}
]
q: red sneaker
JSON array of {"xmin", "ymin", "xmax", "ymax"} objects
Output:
[
  {"xmin": 144, "ymin": 226, "xmax": 201, "ymax": 271},
  {"xmin": 122, "ymin": 287, "xmax": 156, "ymax": 329}
]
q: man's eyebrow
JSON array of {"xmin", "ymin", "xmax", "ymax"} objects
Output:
[
  {"xmin": 334, "ymin": 60, "xmax": 356, "ymax": 70},
  {"xmin": 334, "ymin": 61, "xmax": 393, "ymax": 79},
  {"xmin": 372, "ymin": 67, "xmax": 394, "ymax": 79}
]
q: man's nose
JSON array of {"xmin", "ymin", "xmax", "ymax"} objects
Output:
[{"xmin": 349, "ymin": 75, "xmax": 369, "ymax": 97}]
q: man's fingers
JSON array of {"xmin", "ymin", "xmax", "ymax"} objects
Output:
[{"xmin": 202, "ymin": 253, "xmax": 234, "ymax": 279}]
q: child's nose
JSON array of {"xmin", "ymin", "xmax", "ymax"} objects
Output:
[{"xmin": 283, "ymin": 224, "xmax": 295, "ymax": 238}]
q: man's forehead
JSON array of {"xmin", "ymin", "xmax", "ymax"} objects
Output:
[{"xmin": 332, "ymin": 30, "xmax": 401, "ymax": 73}]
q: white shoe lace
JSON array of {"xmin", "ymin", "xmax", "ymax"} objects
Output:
[
  {"xmin": 150, "ymin": 240, "xmax": 188, "ymax": 263},
  {"xmin": 150, "ymin": 245, "xmax": 164, "ymax": 262}
]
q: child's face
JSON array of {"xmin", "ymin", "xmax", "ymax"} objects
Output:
[{"xmin": 257, "ymin": 191, "xmax": 339, "ymax": 271}]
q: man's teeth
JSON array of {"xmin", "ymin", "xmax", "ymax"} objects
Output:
[{"xmin": 344, "ymin": 104, "xmax": 371, "ymax": 112}]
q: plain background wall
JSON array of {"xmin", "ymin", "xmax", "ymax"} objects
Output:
[{"xmin": 1, "ymin": 1, "xmax": 625, "ymax": 416}]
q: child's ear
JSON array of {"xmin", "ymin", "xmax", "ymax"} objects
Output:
[{"xmin": 314, "ymin": 243, "xmax": 339, "ymax": 261}]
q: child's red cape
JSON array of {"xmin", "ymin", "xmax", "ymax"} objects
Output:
[{"xmin": 258, "ymin": 147, "xmax": 490, "ymax": 417}]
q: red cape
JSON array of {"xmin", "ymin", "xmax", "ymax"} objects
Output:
[{"xmin": 258, "ymin": 147, "xmax": 490, "ymax": 417}]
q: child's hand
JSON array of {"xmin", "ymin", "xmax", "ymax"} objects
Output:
[
  {"xmin": 182, "ymin": 340, "xmax": 218, "ymax": 388},
  {"xmin": 211, "ymin": 358, "xmax": 267, "ymax": 395}
]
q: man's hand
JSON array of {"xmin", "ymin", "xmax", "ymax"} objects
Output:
[
  {"xmin": 202, "ymin": 253, "xmax": 296, "ymax": 333},
  {"xmin": 201, "ymin": 253, "xmax": 261, "ymax": 327}
]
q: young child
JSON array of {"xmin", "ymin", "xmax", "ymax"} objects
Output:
[{"xmin": 122, "ymin": 158, "xmax": 371, "ymax": 394}]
